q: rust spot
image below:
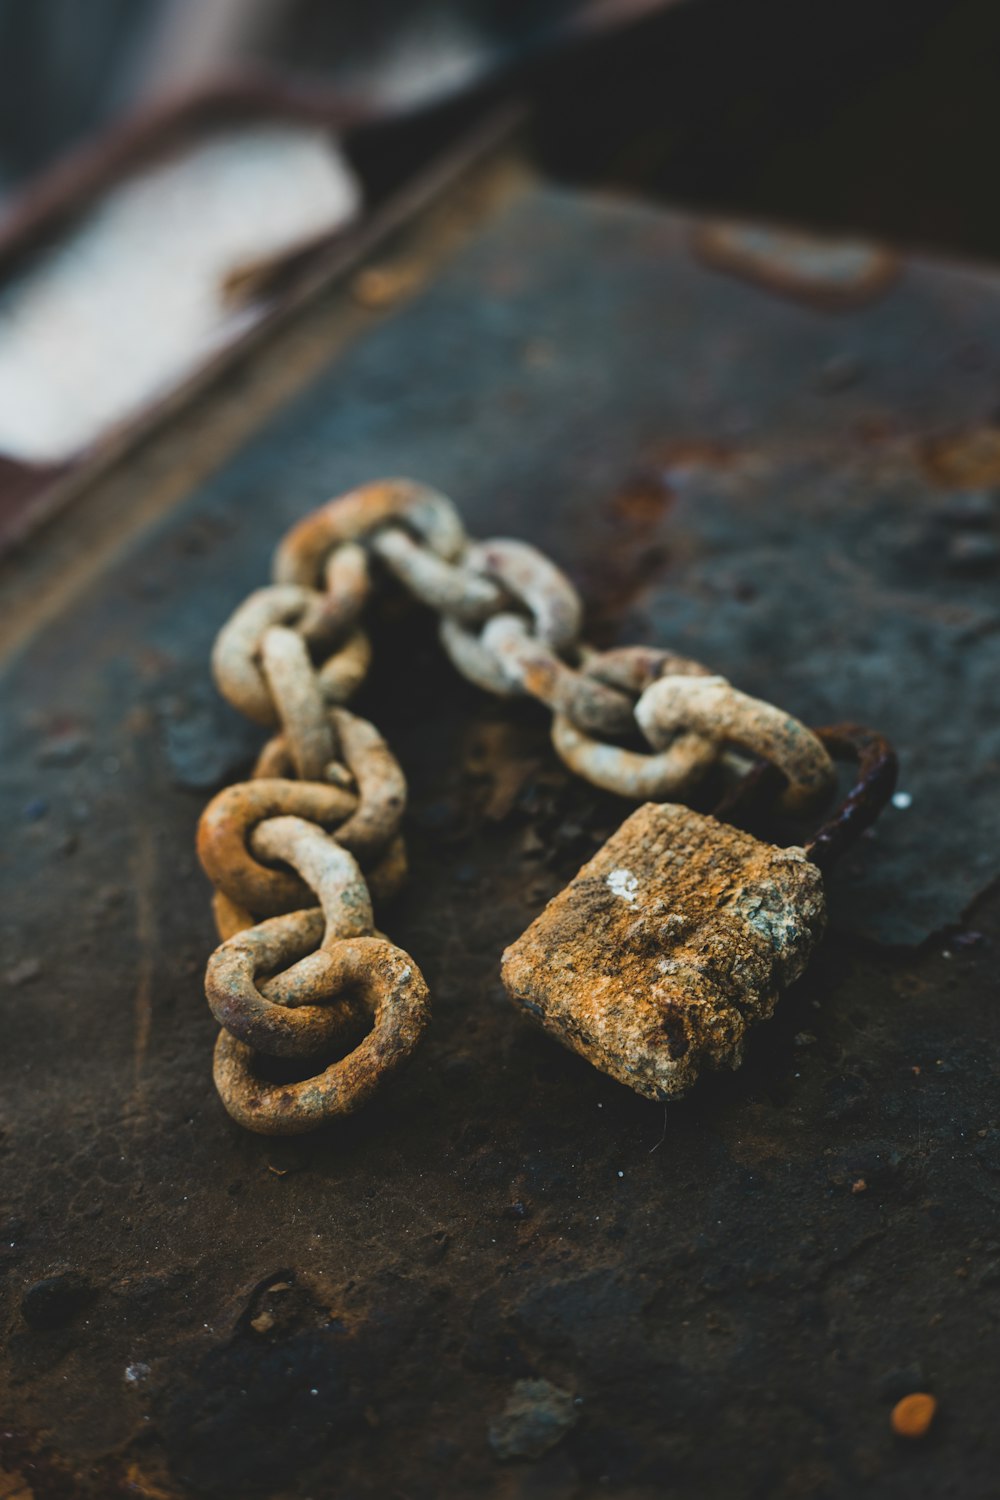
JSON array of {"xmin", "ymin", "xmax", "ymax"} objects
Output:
[
  {"xmin": 695, "ymin": 220, "xmax": 899, "ymax": 310},
  {"xmin": 891, "ymin": 1392, "xmax": 937, "ymax": 1439},
  {"xmin": 579, "ymin": 448, "xmax": 747, "ymax": 639},
  {"xmin": 350, "ymin": 262, "xmax": 422, "ymax": 310},
  {"xmin": 577, "ymin": 469, "xmax": 675, "ymax": 638},
  {"xmin": 854, "ymin": 414, "xmax": 900, "ymax": 447},
  {"xmin": 654, "ymin": 440, "xmax": 739, "ymax": 476},
  {"xmin": 462, "ymin": 719, "xmax": 544, "ymax": 823},
  {"xmin": 608, "ymin": 469, "xmax": 675, "ymax": 526},
  {"xmin": 922, "ymin": 424, "xmax": 1000, "ymax": 486}
]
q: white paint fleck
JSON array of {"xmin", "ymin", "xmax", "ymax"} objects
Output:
[
  {"xmin": 607, "ymin": 867, "xmax": 639, "ymax": 907},
  {"xmin": 892, "ymin": 791, "xmax": 912, "ymax": 809}
]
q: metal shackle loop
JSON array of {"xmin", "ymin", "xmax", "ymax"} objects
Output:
[
  {"xmin": 212, "ymin": 937, "xmax": 431, "ymax": 1135},
  {"xmin": 635, "ymin": 673, "xmax": 837, "ymax": 815},
  {"xmin": 273, "ymin": 478, "xmax": 467, "ymax": 588},
  {"xmin": 439, "ymin": 537, "xmax": 583, "ymax": 697},
  {"xmin": 804, "ymin": 724, "xmax": 898, "ymax": 871},
  {"xmin": 711, "ymin": 722, "xmax": 897, "ymax": 872}
]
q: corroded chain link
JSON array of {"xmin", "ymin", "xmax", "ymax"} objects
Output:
[{"xmin": 198, "ymin": 478, "xmax": 837, "ymax": 1134}]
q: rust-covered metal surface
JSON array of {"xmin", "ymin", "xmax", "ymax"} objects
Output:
[
  {"xmin": 502, "ymin": 802, "xmax": 828, "ymax": 1100},
  {"xmin": 2, "ymin": 180, "xmax": 1000, "ymax": 1498}
]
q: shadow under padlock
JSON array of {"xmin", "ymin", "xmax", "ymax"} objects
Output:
[{"xmin": 501, "ymin": 724, "xmax": 897, "ymax": 1101}]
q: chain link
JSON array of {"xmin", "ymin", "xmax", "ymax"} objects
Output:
[{"xmin": 198, "ymin": 477, "xmax": 836, "ymax": 1134}]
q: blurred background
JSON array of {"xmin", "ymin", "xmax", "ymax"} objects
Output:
[
  {"xmin": 3, "ymin": 0, "xmax": 1000, "ymax": 542},
  {"xmin": 3, "ymin": 0, "xmax": 1000, "ymax": 248}
]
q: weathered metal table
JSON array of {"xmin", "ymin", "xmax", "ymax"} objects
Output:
[{"xmin": 2, "ymin": 143, "xmax": 998, "ymax": 1498}]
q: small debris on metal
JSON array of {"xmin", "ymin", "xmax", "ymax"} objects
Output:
[
  {"xmin": 951, "ymin": 929, "xmax": 986, "ymax": 949},
  {"xmin": 695, "ymin": 220, "xmax": 898, "ymax": 309},
  {"xmin": 815, "ymin": 352, "xmax": 866, "ymax": 393},
  {"xmin": 891, "ymin": 1392, "xmax": 937, "ymax": 1439},
  {"xmin": 922, "ymin": 425, "xmax": 1000, "ymax": 487},
  {"xmin": 36, "ymin": 728, "xmax": 90, "ymax": 766},
  {"xmin": 946, "ymin": 532, "xmax": 1000, "ymax": 572},
  {"xmin": 350, "ymin": 263, "xmax": 422, "ymax": 310},
  {"xmin": 5, "ymin": 958, "xmax": 42, "ymax": 987},
  {"xmin": 350, "ymin": 262, "xmax": 419, "ymax": 309},
  {"xmin": 488, "ymin": 1378, "xmax": 579, "ymax": 1461}
]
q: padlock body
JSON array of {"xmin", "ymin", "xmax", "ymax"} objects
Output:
[{"xmin": 502, "ymin": 802, "xmax": 825, "ymax": 1100}]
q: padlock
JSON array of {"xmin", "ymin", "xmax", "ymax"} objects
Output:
[{"xmin": 501, "ymin": 724, "xmax": 896, "ymax": 1101}]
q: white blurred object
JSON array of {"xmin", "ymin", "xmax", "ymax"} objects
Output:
[{"xmin": 0, "ymin": 121, "xmax": 360, "ymax": 463}]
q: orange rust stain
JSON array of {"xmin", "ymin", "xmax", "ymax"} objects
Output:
[
  {"xmin": 655, "ymin": 439, "xmax": 739, "ymax": 475},
  {"xmin": 922, "ymin": 425, "xmax": 1000, "ymax": 487},
  {"xmin": 727, "ymin": 1131, "xmax": 800, "ymax": 1166},
  {"xmin": 609, "ymin": 470, "xmax": 676, "ymax": 526},
  {"xmin": 891, "ymin": 1392, "xmax": 937, "ymax": 1439},
  {"xmin": 350, "ymin": 263, "xmax": 422, "ymax": 310},
  {"xmin": 571, "ymin": 474, "xmax": 672, "ymax": 642}
]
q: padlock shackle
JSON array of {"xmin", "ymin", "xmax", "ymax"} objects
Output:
[
  {"xmin": 710, "ymin": 722, "xmax": 897, "ymax": 871},
  {"xmin": 803, "ymin": 724, "xmax": 898, "ymax": 872}
]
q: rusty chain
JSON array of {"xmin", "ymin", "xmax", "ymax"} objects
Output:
[{"xmin": 198, "ymin": 477, "xmax": 840, "ymax": 1135}]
